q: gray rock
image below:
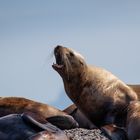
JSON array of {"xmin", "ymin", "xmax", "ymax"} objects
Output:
[{"xmin": 64, "ymin": 128, "xmax": 109, "ymax": 140}]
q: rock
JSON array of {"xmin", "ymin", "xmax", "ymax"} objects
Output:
[{"xmin": 64, "ymin": 128, "xmax": 109, "ymax": 140}]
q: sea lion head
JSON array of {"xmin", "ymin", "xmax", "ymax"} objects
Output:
[{"xmin": 52, "ymin": 45, "xmax": 87, "ymax": 81}]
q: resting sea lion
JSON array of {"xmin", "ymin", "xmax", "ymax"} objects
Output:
[
  {"xmin": 52, "ymin": 45, "xmax": 138, "ymax": 127},
  {"xmin": 0, "ymin": 97, "xmax": 78, "ymax": 129},
  {"xmin": 0, "ymin": 113, "xmax": 70, "ymax": 140},
  {"xmin": 126, "ymin": 101, "xmax": 140, "ymax": 140}
]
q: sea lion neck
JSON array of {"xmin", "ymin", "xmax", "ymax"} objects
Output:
[{"xmin": 63, "ymin": 65, "xmax": 88, "ymax": 103}]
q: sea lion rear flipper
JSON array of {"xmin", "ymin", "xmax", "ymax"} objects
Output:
[
  {"xmin": 47, "ymin": 115, "xmax": 79, "ymax": 130},
  {"xmin": 101, "ymin": 124, "xmax": 127, "ymax": 140},
  {"xmin": 22, "ymin": 113, "xmax": 60, "ymax": 132}
]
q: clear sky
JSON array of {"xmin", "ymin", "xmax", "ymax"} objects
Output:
[{"xmin": 0, "ymin": 1, "xmax": 140, "ymax": 110}]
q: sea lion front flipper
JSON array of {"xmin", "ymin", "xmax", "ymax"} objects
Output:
[
  {"xmin": 22, "ymin": 113, "xmax": 60, "ymax": 132},
  {"xmin": 101, "ymin": 124, "xmax": 127, "ymax": 140},
  {"xmin": 23, "ymin": 114, "xmax": 70, "ymax": 140},
  {"xmin": 64, "ymin": 104, "xmax": 97, "ymax": 129},
  {"xmin": 47, "ymin": 115, "xmax": 79, "ymax": 130}
]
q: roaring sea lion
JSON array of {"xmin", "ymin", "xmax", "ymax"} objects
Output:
[
  {"xmin": 0, "ymin": 97, "xmax": 78, "ymax": 129},
  {"xmin": 0, "ymin": 113, "xmax": 70, "ymax": 140},
  {"xmin": 52, "ymin": 45, "xmax": 138, "ymax": 127},
  {"xmin": 64, "ymin": 84, "xmax": 140, "ymax": 129},
  {"xmin": 126, "ymin": 101, "xmax": 140, "ymax": 140}
]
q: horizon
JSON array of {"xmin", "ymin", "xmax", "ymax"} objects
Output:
[{"xmin": 0, "ymin": 1, "xmax": 140, "ymax": 110}]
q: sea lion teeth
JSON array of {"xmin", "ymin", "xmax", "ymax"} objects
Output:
[{"xmin": 52, "ymin": 63, "xmax": 63, "ymax": 69}]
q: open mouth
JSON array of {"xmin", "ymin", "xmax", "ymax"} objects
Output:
[{"xmin": 52, "ymin": 51, "xmax": 64, "ymax": 69}]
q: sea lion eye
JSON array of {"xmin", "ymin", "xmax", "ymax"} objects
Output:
[{"xmin": 70, "ymin": 52, "xmax": 74, "ymax": 57}]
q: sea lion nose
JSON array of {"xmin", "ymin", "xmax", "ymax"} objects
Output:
[{"xmin": 55, "ymin": 45, "xmax": 63, "ymax": 52}]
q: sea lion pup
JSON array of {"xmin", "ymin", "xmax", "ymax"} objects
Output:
[
  {"xmin": 52, "ymin": 45, "xmax": 138, "ymax": 127},
  {"xmin": 0, "ymin": 97, "xmax": 78, "ymax": 129},
  {"xmin": 126, "ymin": 101, "xmax": 140, "ymax": 140},
  {"xmin": 0, "ymin": 113, "xmax": 70, "ymax": 140}
]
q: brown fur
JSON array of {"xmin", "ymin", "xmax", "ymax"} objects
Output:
[
  {"xmin": 64, "ymin": 84, "xmax": 140, "ymax": 129},
  {"xmin": 53, "ymin": 45, "xmax": 138, "ymax": 127},
  {"xmin": 0, "ymin": 97, "xmax": 65, "ymax": 118}
]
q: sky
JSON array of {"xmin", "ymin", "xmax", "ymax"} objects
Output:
[{"xmin": 0, "ymin": 0, "xmax": 140, "ymax": 110}]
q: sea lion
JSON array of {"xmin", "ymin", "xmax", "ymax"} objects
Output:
[
  {"xmin": 52, "ymin": 45, "xmax": 138, "ymax": 127},
  {"xmin": 64, "ymin": 84, "xmax": 140, "ymax": 129},
  {"xmin": 126, "ymin": 101, "xmax": 140, "ymax": 140},
  {"xmin": 0, "ymin": 113, "xmax": 70, "ymax": 140},
  {"xmin": 0, "ymin": 97, "xmax": 78, "ymax": 129}
]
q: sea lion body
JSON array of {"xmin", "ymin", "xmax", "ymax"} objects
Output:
[
  {"xmin": 64, "ymin": 104, "xmax": 96, "ymax": 129},
  {"xmin": 0, "ymin": 114, "xmax": 70, "ymax": 140},
  {"xmin": 0, "ymin": 97, "xmax": 78, "ymax": 129},
  {"xmin": 126, "ymin": 101, "xmax": 140, "ymax": 140},
  {"xmin": 53, "ymin": 45, "xmax": 138, "ymax": 127},
  {"xmin": 0, "ymin": 97, "xmax": 64, "ymax": 118},
  {"xmin": 64, "ymin": 84, "xmax": 140, "ymax": 129}
]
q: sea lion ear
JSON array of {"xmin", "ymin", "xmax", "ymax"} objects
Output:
[{"xmin": 69, "ymin": 51, "xmax": 74, "ymax": 57}]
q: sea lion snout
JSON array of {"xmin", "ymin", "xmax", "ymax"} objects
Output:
[
  {"xmin": 52, "ymin": 46, "xmax": 65, "ymax": 73},
  {"xmin": 53, "ymin": 46, "xmax": 88, "ymax": 98},
  {"xmin": 54, "ymin": 45, "xmax": 63, "ymax": 52}
]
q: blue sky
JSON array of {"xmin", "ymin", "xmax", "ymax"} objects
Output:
[{"xmin": 0, "ymin": 1, "xmax": 140, "ymax": 110}]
